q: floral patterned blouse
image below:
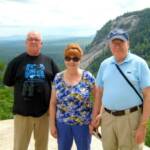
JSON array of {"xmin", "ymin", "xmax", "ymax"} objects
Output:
[{"xmin": 53, "ymin": 70, "xmax": 95, "ymax": 125}]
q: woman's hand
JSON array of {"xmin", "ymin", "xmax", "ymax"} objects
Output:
[
  {"xmin": 89, "ymin": 123, "xmax": 94, "ymax": 134},
  {"xmin": 50, "ymin": 125, "xmax": 58, "ymax": 138},
  {"xmin": 91, "ymin": 114, "xmax": 101, "ymax": 128}
]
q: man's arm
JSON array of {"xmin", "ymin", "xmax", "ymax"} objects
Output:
[
  {"xmin": 140, "ymin": 87, "xmax": 150, "ymax": 126},
  {"xmin": 135, "ymin": 86, "xmax": 150, "ymax": 144},
  {"xmin": 49, "ymin": 88, "xmax": 58, "ymax": 138}
]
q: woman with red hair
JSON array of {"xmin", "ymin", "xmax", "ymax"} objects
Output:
[{"xmin": 49, "ymin": 43, "xmax": 96, "ymax": 150}]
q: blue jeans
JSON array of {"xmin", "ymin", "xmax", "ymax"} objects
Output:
[{"xmin": 56, "ymin": 121, "xmax": 91, "ymax": 150}]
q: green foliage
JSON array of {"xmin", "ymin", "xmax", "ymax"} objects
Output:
[
  {"xmin": 145, "ymin": 120, "xmax": 150, "ymax": 147},
  {"xmin": 0, "ymin": 62, "xmax": 13, "ymax": 120},
  {"xmin": 87, "ymin": 48, "xmax": 111, "ymax": 76},
  {"xmin": 0, "ymin": 62, "xmax": 5, "ymax": 87},
  {"xmin": 0, "ymin": 87, "xmax": 13, "ymax": 120},
  {"xmin": 0, "ymin": 62, "xmax": 5, "ymax": 71},
  {"xmin": 129, "ymin": 9, "xmax": 150, "ymax": 66}
]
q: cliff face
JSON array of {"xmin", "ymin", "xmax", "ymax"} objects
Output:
[{"xmin": 81, "ymin": 8, "xmax": 150, "ymax": 69}]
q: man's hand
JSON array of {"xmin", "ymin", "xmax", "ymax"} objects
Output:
[
  {"xmin": 135, "ymin": 125, "xmax": 147, "ymax": 144},
  {"xmin": 89, "ymin": 114, "xmax": 101, "ymax": 135}
]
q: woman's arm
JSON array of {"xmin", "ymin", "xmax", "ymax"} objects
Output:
[{"xmin": 91, "ymin": 86, "xmax": 103, "ymax": 128}]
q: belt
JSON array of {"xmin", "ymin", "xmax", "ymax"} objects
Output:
[{"xmin": 104, "ymin": 104, "xmax": 143, "ymax": 116}]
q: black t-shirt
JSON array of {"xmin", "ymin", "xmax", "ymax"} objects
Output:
[{"xmin": 3, "ymin": 53, "xmax": 59, "ymax": 117}]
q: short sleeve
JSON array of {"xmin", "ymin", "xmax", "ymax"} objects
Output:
[
  {"xmin": 51, "ymin": 59, "xmax": 60, "ymax": 81},
  {"xmin": 84, "ymin": 71, "xmax": 95, "ymax": 89},
  {"xmin": 96, "ymin": 63, "xmax": 104, "ymax": 88},
  {"xmin": 3, "ymin": 58, "xmax": 18, "ymax": 86},
  {"xmin": 52, "ymin": 72, "xmax": 63, "ymax": 90},
  {"xmin": 139, "ymin": 60, "xmax": 150, "ymax": 89}
]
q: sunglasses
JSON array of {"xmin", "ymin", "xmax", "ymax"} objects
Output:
[{"xmin": 65, "ymin": 56, "xmax": 80, "ymax": 62}]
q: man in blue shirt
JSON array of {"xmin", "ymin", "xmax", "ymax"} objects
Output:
[{"xmin": 91, "ymin": 28, "xmax": 150, "ymax": 150}]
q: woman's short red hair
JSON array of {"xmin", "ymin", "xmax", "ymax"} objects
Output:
[{"xmin": 64, "ymin": 43, "xmax": 83, "ymax": 58}]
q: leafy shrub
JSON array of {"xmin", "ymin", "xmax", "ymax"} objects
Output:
[
  {"xmin": 0, "ymin": 87, "xmax": 13, "ymax": 120},
  {"xmin": 145, "ymin": 120, "xmax": 150, "ymax": 147}
]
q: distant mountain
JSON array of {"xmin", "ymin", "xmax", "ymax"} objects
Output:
[
  {"xmin": 0, "ymin": 34, "xmax": 94, "ymax": 42},
  {"xmin": 0, "ymin": 35, "xmax": 26, "ymax": 41},
  {"xmin": 0, "ymin": 36, "xmax": 93, "ymax": 69},
  {"xmin": 81, "ymin": 8, "xmax": 150, "ymax": 71}
]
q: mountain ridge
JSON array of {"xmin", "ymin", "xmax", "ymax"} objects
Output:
[{"xmin": 81, "ymin": 8, "xmax": 150, "ymax": 69}]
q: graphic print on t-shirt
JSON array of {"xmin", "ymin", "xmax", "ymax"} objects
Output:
[{"xmin": 25, "ymin": 64, "xmax": 45, "ymax": 79}]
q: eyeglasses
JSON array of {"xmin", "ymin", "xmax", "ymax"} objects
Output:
[
  {"xmin": 65, "ymin": 56, "xmax": 80, "ymax": 62},
  {"xmin": 27, "ymin": 38, "xmax": 41, "ymax": 42}
]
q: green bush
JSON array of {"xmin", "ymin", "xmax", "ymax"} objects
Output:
[
  {"xmin": 0, "ymin": 87, "xmax": 13, "ymax": 120},
  {"xmin": 145, "ymin": 120, "xmax": 150, "ymax": 147}
]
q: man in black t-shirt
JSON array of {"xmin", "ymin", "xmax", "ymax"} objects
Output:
[{"xmin": 3, "ymin": 31, "xmax": 59, "ymax": 150}]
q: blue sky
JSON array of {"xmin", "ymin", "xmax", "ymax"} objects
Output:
[{"xmin": 0, "ymin": 0, "xmax": 150, "ymax": 37}]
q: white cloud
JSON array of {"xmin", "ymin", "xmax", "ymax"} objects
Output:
[{"xmin": 0, "ymin": 0, "xmax": 149, "ymax": 36}]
